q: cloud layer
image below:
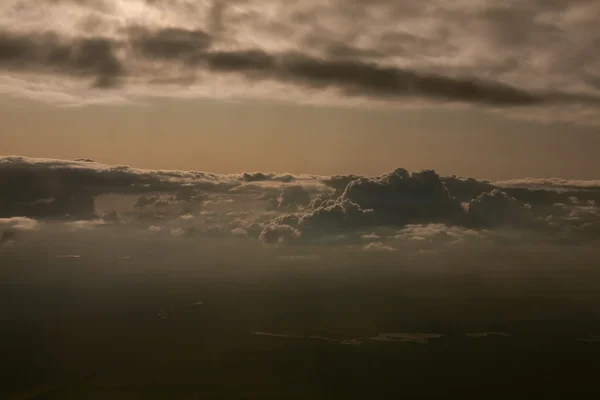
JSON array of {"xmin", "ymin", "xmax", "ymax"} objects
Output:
[
  {"xmin": 1, "ymin": 156, "xmax": 599, "ymax": 249},
  {"xmin": 0, "ymin": 0, "xmax": 598, "ymax": 123}
]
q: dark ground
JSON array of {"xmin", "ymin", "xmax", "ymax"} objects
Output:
[{"xmin": 2, "ymin": 240, "xmax": 599, "ymax": 399}]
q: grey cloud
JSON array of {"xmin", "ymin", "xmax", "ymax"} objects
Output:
[
  {"xmin": 128, "ymin": 26, "xmax": 212, "ymax": 61},
  {"xmin": 275, "ymin": 186, "xmax": 311, "ymax": 210},
  {"xmin": 0, "ymin": 217, "xmax": 38, "ymax": 247},
  {"xmin": 0, "ymin": 30, "xmax": 123, "ymax": 88},
  {"xmin": 134, "ymin": 194, "xmax": 160, "ymax": 208},
  {"xmin": 494, "ymin": 177, "xmax": 600, "ymax": 192},
  {"xmin": 237, "ymin": 172, "xmax": 295, "ymax": 183},
  {"xmin": 363, "ymin": 242, "xmax": 396, "ymax": 252},
  {"xmin": 187, "ymin": 50, "xmax": 545, "ymax": 106},
  {"xmin": 466, "ymin": 189, "xmax": 534, "ymax": 228},
  {"xmin": 3, "ymin": 157, "xmax": 600, "ymax": 244},
  {"xmin": 0, "ymin": 157, "xmax": 313, "ymax": 219},
  {"xmin": 443, "ymin": 176, "xmax": 600, "ymax": 207},
  {"xmin": 266, "ymin": 168, "xmax": 600, "ymax": 242},
  {"xmin": 1, "ymin": 0, "xmax": 598, "ymax": 121},
  {"xmin": 339, "ymin": 169, "xmax": 463, "ymax": 225},
  {"xmin": 259, "ymin": 223, "xmax": 300, "ymax": 245},
  {"xmin": 396, "ymin": 223, "xmax": 483, "ymax": 244},
  {"xmin": 321, "ymin": 174, "xmax": 363, "ymax": 195},
  {"xmin": 0, "ymin": 26, "xmax": 592, "ymax": 107},
  {"xmin": 0, "ymin": 229, "xmax": 16, "ymax": 247},
  {"xmin": 299, "ymin": 199, "xmax": 373, "ymax": 237}
]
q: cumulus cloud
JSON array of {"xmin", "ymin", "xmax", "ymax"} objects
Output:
[
  {"xmin": 0, "ymin": 0, "xmax": 598, "ymax": 124},
  {"xmin": 259, "ymin": 223, "xmax": 301, "ymax": 245},
  {"xmin": 339, "ymin": 168, "xmax": 463, "ymax": 225},
  {"xmin": 275, "ymin": 185, "xmax": 311, "ymax": 210},
  {"xmin": 0, "ymin": 156, "xmax": 322, "ymax": 219},
  {"xmin": 273, "ymin": 168, "xmax": 600, "ymax": 243},
  {"xmin": 466, "ymin": 189, "xmax": 534, "ymax": 228},
  {"xmin": 2, "ymin": 156, "xmax": 600, "ymax": 246}
]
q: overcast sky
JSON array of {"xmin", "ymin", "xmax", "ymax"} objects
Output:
[
  {"xmin": 1, "ymin": 0, "xmax": 599, "ymax": 178},
  {"xmin": 3, "ymin": 5, "xmax": 600, "ymax": 398}
]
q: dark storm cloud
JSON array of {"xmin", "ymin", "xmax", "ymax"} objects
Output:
[
  {"xmin": 128, "ymin": 26, "xmax": 212, "ymax": 61},
  {"xmin": 0, "ymin": 30, "xmax": 123, "ymax": 88}
]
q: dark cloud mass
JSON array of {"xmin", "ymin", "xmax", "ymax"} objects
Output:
[
  {"xmin": 0, "ymin": 30, "xmax": 123, "ymax": 88},
  {"xmin": 0, "ymin": 27, "xmax": 551, "ymax": 105},
  {"xmin": 339, "ymin": 169, "xmax": 462, "ymax": 224},
  {"xmin": 128, "ymin": 26, "xmax": 212, "ymax": 61},
  {"xmin": 0, "ymin": 0, "xmax": 598, "ymax": 117}
]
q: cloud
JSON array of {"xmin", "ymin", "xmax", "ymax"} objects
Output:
[
  {"xmin": 0, "ymin": 0, "xmax": 598, "ymax": 124},
  {"xmin": 339, "ymin": 168, "xmax": 463, "ymax": 225},
  {"xmin": 396, "ymin": 224, "xmax": 483, "ymax": 244},
  {"xmin": 65, "ymin": 219, "xmax": 108, "ymax": 230},
  {"xmin": 0, "ymin": 217, "xmax": 39, "ymax": 231},
  {"xmin": 259, "ymin": 223, "xmax": 301, "ymax": 245},
  {"xmin": 2, "ymin": 156, "xmax": 600, "ymax": 246},
  {"xmin": 128, "ymin": 26, "xmax": 212, "ymax": 61},
  {"xmin": 466, "ymin": 189, "xmax": 534, "ymax": 228},
  {"xmin": 0, "ymin": 30, "xmax": 123, "ymax": 88},
  {"xmin": 363, "ymin": 242, "xmax": 396, "ymax": 252},
  {"xmin": 0, "ymin": 229, "xmax": 16, "ymax": 246},
  {"xmin": 444, "ymin": 175, "xmax": 600, "ymax": 206},
  {"xmin": 494, "ymin": 177, "xmax": 600, "ymax": 191},
  {"xmin": 0, "ymin": 156, "xmax": 321, "ymax": 219},
  {"xmin": 0, "ymin": 217, "xmax": 38, "ymax": 247},
  {"xmin": 273, "ymin": 168, "xmax": 600, "ymax": 243},
  {"xmin": 275, "ymin": 185, "xmax": 312, "ymax": 210}
]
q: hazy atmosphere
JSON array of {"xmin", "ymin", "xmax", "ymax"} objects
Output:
[{"xmin": 1, "ymin": 1, "xmax": 599, "ymax": 399}]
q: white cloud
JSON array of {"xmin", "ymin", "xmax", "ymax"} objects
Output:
[
  {"xmin": 363, "ymin": 242, "xmax": 396, "ymax": 252},
  {"xmin": 66, "ymin": 219, "xmax": 107, "ymax": 230},
  {"xmin": 494, "ymin": 177, "xmax": 600, "ymax": 191},
  {"xmin": 0, "ymin": 217, "xmax": 38, "ymax": 231}
]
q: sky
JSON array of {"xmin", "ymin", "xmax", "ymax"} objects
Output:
[
  {"xmin": 1, "ymin": 0, "xmax": 599, "ymax": 180},
  {"xmin": 1, "ymin": 3, "xmax": 600, "ymax": 396}
]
